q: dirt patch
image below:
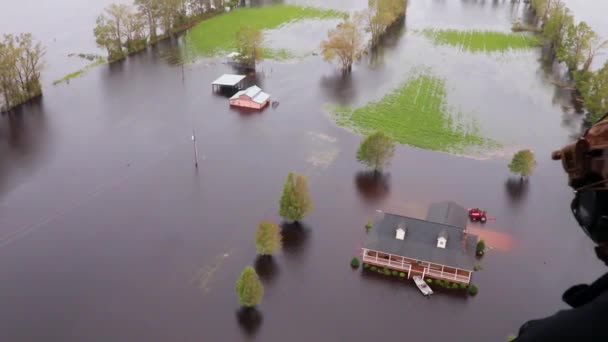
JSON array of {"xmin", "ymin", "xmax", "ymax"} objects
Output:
[{"xmin": 467, "ymin": 226, "xmax": 515, "ymax": 252}]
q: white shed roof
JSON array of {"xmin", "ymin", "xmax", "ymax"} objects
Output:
[
  {"xmin": 212, "ymin": 74, "xmax": 246, "ymax": 86},
  {"xmin": 252, "ymin": 92, "xmax": 270, "ymax": 104},
  {"xmin": 230, "ymin": 85, "xmax": 270, "ymax": 104}
]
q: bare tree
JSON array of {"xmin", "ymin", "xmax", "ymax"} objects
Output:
[{"xmin": 582, "ymin": 36, "xmax": 608, "ymax": 74}]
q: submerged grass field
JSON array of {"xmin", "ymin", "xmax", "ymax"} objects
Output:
[
  {"xmin": 186, "ymin": 5, "xmax": 346, "ymax": 57},
  {"xmin": 422, "ymin": 29, "xmax": 539, "ymax": 53},
  {"xmin": 331, "ymin": 72, "xmax": 496, "ymax": 153},
  {"xmin": 53, "ymin": 58, "xmax": 107, "ymax": 85}
]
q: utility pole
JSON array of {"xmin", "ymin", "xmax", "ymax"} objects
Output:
[{"xmin": 192, "ymin": 130, "xmax": 199, "ymax": 168}]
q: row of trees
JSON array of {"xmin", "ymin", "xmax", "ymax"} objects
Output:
[
  {"xmin": 94, "ymin": 0, "xmax": 237, "ymax": 61},
  {"xmin": 0, "ymin": 34, "xmax": 45, "ymax": 112},
  {"xmin": 355, "ymin": 130, "xmax": 537, "ymax": 180},
  {"xmin": 530, "ymin": 0, "xmax": 608, "ymax": 122},
  {"xmin": 235, "ymin": 171, "xmax": 313, "ymax": 308},
  {"xmin": 321, "ymin": 0, "xmax": 407, "ymax": 73}
]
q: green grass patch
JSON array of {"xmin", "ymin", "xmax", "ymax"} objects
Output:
[
  {"xmin": 262, "ymin": 48, "xmax": 294, "ymax": 60},
  {"xmin": 53, "ymin": 58, "xmax": 106, "ymax": 85},
  {"xmin": 330, "ymin": 71, "xmax": 497, "ymax": 153},
  {"xmin": 185, "ymin": 5, "xmax": 346, "ymax": 57},
  {"xmin": 422, "ymin": 29, "xmax": 539, "ymax": 53}
]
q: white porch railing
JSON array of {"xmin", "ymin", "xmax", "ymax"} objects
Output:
[
  {"xmin": 362, "ymin": 255, "xmax": 412, "ymax": 272},
  {"xmin": 425, "ymin": 269, "xmax": 469, "ymax": 282}
]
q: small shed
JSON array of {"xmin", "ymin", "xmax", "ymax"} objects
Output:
[
  {"xmin": 211, "ymin": 74, "xmax": 246, "ymax": 92},
  {"xmin": 229, "ymin": 85, "xmax": 270, "ymax": 110}
]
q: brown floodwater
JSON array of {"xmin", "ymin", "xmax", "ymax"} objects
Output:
[{"xmin": 0, "ymin": 1, "xmax": 606, "ymax": 341}]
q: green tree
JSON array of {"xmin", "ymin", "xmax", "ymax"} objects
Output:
[
  {"xmin": 530, "ymin": 0, "xmax": 550, "ymax": 23},
  {"xmin": 557, "ymin": 21, "xmax": 596, "ymax": 72},
  {"xmin": 356, "ymin": 131, "xmax": 396, "ymax": 172},
  {"xmin": 508, "ymin": 149, "xmax": 538, "ymax": 178},
  {"xmin": 94, "ymin": 4, "xmax": 130, "ymax": 61},
  {"xmin": 123, "ymin": 9, "xmax": 148, "ymax": 53},
  {"xmin": 255, "ymin": 221, "xmax": 282, "ymax": 256},
  {"xmin": 542, "ymin": 0, "xmax": 572, "ymax": 54},
  {"xmin": 579, "ymin": 61, "xmax": 608, "ymax": 122},
  {"xmin": 235, "ymin": 266, "xmax": 264, "ymax": 308},
  {"xmin": 321, "ymin": 16, "xmax": 366, "ymax": 73},
  {"xmin": 279, "ymin": 172, "xmax": 313, "ymax": 222},
  {"xmin": 360, "ymin": 0, "xmax": 397, "ymax": 48},
  {"xmin": 159, "ymin": 0, "xmax": 187, "ymax": 36},
  {"xmin": 235, "ymin": 26, "xmax": 264, "ymax": 69},
  {"xmin": 476, "ymin": 240, "xmax": 486, "ymax": 256},
  {"xmin": 0, "ymin": 34, "xmax": 45, "ymax": 112},
  {"xmin": 135, "ymin": 0, "xmax": 161, "ymax": 42}
]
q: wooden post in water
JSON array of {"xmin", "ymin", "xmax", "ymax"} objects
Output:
[{"xmin": 192, "ymin": 130, "xmax": 199, "ymax": 168}]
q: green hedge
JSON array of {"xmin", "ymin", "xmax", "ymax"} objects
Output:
[
  {"xmin": 468, "ymin": 284, "xmax": 479, "ymax": 296},
  {"xmin": 363, "ymin": 263, "xmax": 370, "ymax": 269},
  {"xmin": 351, "ymin": 257, "xmax": 360, "ymax": 269}
]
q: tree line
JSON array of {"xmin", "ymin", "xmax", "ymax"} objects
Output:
[
  {"xmin": 321, "ymin": 0, "xmax": 407, "ymax": 73},
  {"xmin": 0, "ymin": 34, "xmax": 45, "ymax": 112},
  {"xmin": 530, "ymin": 0, "xmax": 608, "ymax": 122},
  {"xmin": 94, "ymin": 0, "xmax": 238, "ymax": 62}
]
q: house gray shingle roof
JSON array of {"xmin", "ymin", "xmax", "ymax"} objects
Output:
[
  {"xmin": 364, "ymin": 212, "xmax": 478, "ymax": 270},
  {"xmin": 426, "ymin": 201, "xmax": 469, "ymax": 230}
]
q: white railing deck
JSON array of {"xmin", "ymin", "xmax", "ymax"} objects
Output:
[
  {"xmin": 362, "ymin": 255, "xmax": 469, "ymax": 283},
  {"xmin": 362, "ymin": 255, "xmax": 411, "ymax": 270}
]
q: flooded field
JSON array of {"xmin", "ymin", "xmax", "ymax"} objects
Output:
[{"xmin": 0, "ymin": 0, "xmax": 606, "ymax": 341}]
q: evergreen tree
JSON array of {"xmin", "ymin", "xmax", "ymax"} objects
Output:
[
  {"xmin": 255, "ymin": 221, "xmax": 282, "ymax": 256},
  {"xmin": 279, "ymin": 172, "xmax": 313, "ymax": 222},
  {"xmin": 235, "ymin": 266, "xmax": 264, "ymax": 308}
]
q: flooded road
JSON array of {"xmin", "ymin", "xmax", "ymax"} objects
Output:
[{"xmin": 0, "ymin": 1, "xmax": 607, "ymax": 341}]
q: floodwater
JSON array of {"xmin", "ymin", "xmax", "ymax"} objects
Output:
[{"xmin": 0, "ymin": 1, "xmax": 606, "ymax": 341}]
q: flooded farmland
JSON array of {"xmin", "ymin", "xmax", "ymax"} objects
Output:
[{"xmin": 0, "ymin": 0, "xmax": 606, "ymax": 341}]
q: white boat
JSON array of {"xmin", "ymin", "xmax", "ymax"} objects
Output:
[{"xmin": 413, "ymin": 276, "xmax": 434, "ymax": 296}]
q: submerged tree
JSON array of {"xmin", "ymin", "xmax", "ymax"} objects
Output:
[
  {"xmin": 235, "ymin": 25, "xmax": 264, "ymax": 69},
  {"xmin": 135, "ymin": 0, "xmax": 162, "ymax": 42},
  {"xmin": 321, "ymin": 17, "xmax": 365, "ymax": 73},
  {"xmin": 124, "ymin": 9, "xmax": 148, "ymax": 53},
  {"xmin": 508, "ymin": 149, "xmax": 538, "ymax": 179},
  {"xmin": 94, "ymin": 4, "xmax": 129, "ymax": 61},
  {"xmin": 279, "ymin": 172, "xmax": 313, "ymax": 222},
  {"xmin": 235, "ymin": 266, "xmax": 264, "ymax": 308},
  {"xmin": 356, "ymin": 131, "xmax": 396, "ymax": 172},
  {"xmin": 0, "ymin": 33, "xmax": 45, "ymax": 112},
  {"xmin": 476, "ymin": 240, "xmax": 486, "ymax": 256},
  {"xmin": 578, "ymin": 61, "xmax": 608, "ymax": 123},
  {"xmin": 360, "ymin": 0, "xmax": 400, "ymax": 48},
  {"xmin": 541, "ymin": 0, "xmax": 572, "ymax": 55},
  {"xmin": 557, "ymin": 21, "xmax": 596, "ymax": 72},
  {"xmin": 255, "ymin": 221, "xmax": 282, "ymax": 256}
]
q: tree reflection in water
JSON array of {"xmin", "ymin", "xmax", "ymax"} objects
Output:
[{"xmin": 355, "ymin": 170, "xmax": 391, "ymax": 203}]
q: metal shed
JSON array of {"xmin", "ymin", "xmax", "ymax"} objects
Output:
[{"xmin": 211, "ymin": 74, "xmax": 246, "ymax": 92}]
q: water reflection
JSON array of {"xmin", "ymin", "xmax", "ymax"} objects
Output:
[
  {"xmin": 320, "ymin": 72, "xmax": 357, "ymax": 105},
  {"xmin": 0, "ymin": 99, "xmax": 49, "ymax": 196},
  {"xmin": 280, "ymin": 222, "xmax": 310, "ymax": 259},
  {"xmin": 236, "ymin": 307, "xmax": 263, "ymax": 338},
  {"xmin": 355, "ymin": 171, "xmax": 391, "ymax": 203},
  {"xmin": 254, "ymin": 255, "xmax": 280, "ymax": 284},
  {"xmin": 504, "ymin": 177, "xmax": 529, "ymax": 206}
]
